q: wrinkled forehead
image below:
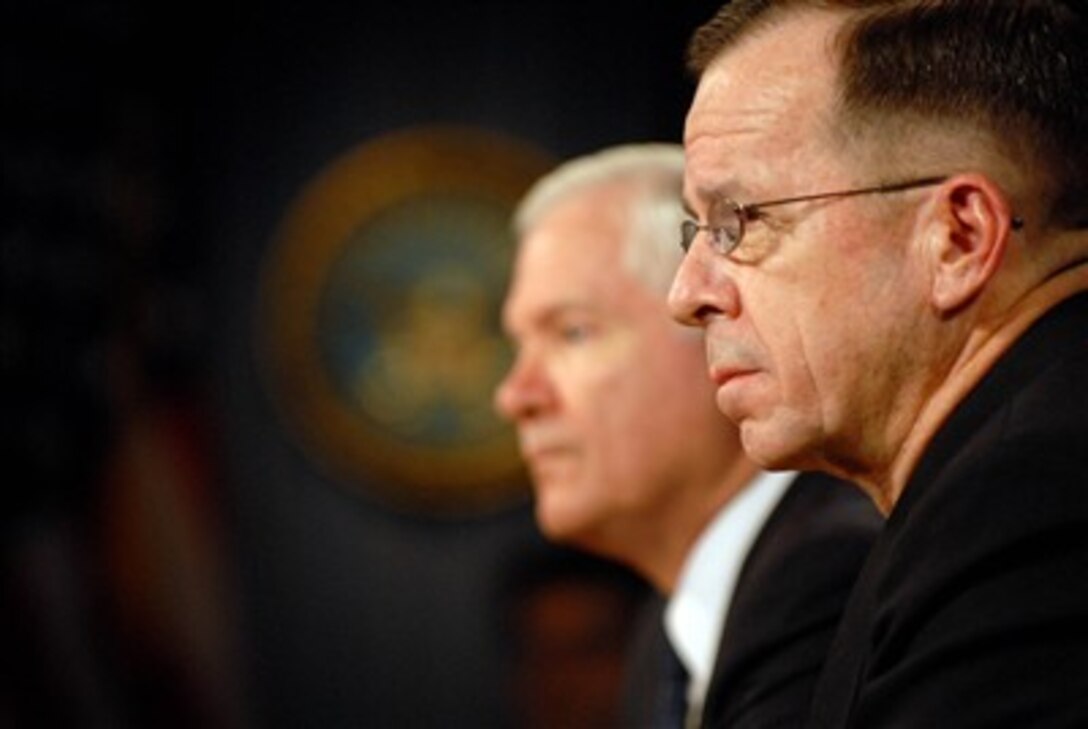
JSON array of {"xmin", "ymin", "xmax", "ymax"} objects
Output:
[
  {"xmin": 683, "ymin": 11, "xmax": 847, "ymax": 203},
  {"xmin": 688, "ymin": 12, "xmax": 844, "ymax": 135}
]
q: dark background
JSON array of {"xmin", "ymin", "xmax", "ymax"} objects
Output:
[{"xmin": 2, "ymin": 1, "xmax": 722, "ymax": 726}]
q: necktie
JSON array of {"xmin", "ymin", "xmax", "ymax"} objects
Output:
[{"xmin": 657, "ymin": 641, "xmax": 689, "ymax": 728}]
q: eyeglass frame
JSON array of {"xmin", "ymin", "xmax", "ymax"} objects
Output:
[{"xmin": 679, "ymin": 175, "xmax": 1025, "ymax": 259}]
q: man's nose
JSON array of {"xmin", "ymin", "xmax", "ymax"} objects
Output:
[
  {"xmin": 493, "ymin": 349, "xmax": 555, "ymax": 422},
  {"xmin": 668, "ymin": 239, "xmax": 741, "ymax": 326}
]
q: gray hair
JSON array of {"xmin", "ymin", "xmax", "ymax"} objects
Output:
[{"xmin": 513, "ymin": 143, "xmax": 686, "ymax": 294}]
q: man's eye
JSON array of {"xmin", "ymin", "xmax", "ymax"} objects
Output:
[{"xmin": 558, "ymin": 323, "xmax": 593, "ymax": 343}]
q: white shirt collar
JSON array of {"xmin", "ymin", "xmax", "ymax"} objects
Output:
[{"xmin": 664, "ymin": 470, "xmax": 795, "ymax": 709}]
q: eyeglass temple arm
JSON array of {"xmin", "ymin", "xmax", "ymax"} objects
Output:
[
  {"xmin": 747, "ymin": 176, "xmax": 950, "ymax": 214},
  {"xmin": 746, "ymin": 175, "xmax": 1024, "ymax": 230}
]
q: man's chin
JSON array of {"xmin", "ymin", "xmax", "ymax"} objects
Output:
[
  {"xmin": 533, "ymin": 498, "xmax": 597, "ymax": 547},
  {"xmin": 738, "ymin": 416, "xmax": 819, "ymax": 472}
]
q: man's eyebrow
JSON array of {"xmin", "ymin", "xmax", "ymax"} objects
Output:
[
  {"xmin": 537, "ymin": 301, "xmax": 595, "ymax": 326},
  {"xmin": 508, "ymin": 301, "xmax": 595, "ymax": 336},
  {"xmin": 682, "ymin": 196, "xmax": 699, "ymax": 220},
  {"xmin": 684, "ymin": 182, "xmax": 741, "ymax": 220},
  {"xmin": 683, "ymin": 186, "xmax": 719, "ymax": 218}
]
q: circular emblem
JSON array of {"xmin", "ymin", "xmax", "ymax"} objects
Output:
[{"xmin": 256, "ymin": 126, "xmax": 553, "ymax": 516}]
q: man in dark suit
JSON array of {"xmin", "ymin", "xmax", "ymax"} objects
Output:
[
  {"xmin": 669, "ymin": 2, "xmax": 1088, "ymax": 725},
  {"xmin": 494, "ymin": 144, "xmax": 880, "ymax": 727},
  {"xmin": 622, "ymin": 471, "xmax": 878, "ymax": 729}
]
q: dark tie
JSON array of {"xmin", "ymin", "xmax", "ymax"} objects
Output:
[{"xmin": 656, "ymin": 641, "xmax": 689, "ymax": 728}]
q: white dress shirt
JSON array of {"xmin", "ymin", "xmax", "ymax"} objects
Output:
[{"xmin": 664, "ymin": 470, "xmax": 795, "ymax": 724}]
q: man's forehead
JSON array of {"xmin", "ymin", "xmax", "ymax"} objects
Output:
[
  {"xmin": 503, "ymin": 245, "xmax": 614, "ymax": 325},
  {"xmin": 503, "ymin": 242, "xmax": 659, "ymax": 332},
  {"xmin": 685, "ymin": 8, "xmax": 842, "ymax": 132},
  {"xmin": 683, "ymin": 14, "xmax": 844, "ymax": 203}
]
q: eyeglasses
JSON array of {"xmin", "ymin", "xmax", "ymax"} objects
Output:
[{"xmin": 681, "ymin": 175, "xmax": 958, "ymax": 261}]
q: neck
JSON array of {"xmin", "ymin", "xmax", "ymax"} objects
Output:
[
  {"xmin": 636, "ymin": 456, "xmax": 761, "ymax": 593},
  {"xmin": 873, "ymin": 262, "xmax": 1088, "ymax": 513}
]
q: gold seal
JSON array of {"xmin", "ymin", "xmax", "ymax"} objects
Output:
[{"xmin": 256, "ymin": 125, "xmax": 554, "ymax": 516}]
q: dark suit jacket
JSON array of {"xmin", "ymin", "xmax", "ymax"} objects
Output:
[
  {"xmin": 807, "ymin": 292, "xmax": 1088, "ymax": 728},
  {"xmin": 622, "ymin": 472, "xmax": 881, "ymax": 728}
]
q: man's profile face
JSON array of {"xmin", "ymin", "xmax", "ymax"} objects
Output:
[
  {"xmin": 669, "ymin": 10, "xmax": 928, "ymax": 473},
  {"xmin": 495, "ymin": 183, "xmax": 733, "ymax": 552}
]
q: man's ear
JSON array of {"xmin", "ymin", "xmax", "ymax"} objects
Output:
[{"xmin": 928, "ymin": 174, "xmax": 1015, "ymax": 315}]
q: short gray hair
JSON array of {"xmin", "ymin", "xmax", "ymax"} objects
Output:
[{"xmin": 514, "ymin": 143, "xmax": 686, "ymax": 294}]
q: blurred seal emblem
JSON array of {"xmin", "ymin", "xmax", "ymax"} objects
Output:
[{"xmin": 257, "ymin": 126, "xmax": 553, "ymax": 515}]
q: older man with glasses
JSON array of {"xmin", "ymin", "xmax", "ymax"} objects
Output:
[{"xmin": 670, "ymin": 1, "xmax": 1088, "ymax": 725}]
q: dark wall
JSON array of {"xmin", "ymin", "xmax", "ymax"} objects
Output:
[{"xmin": 3, "ymin": 1, "xmax": 722, "ymax": 727}]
